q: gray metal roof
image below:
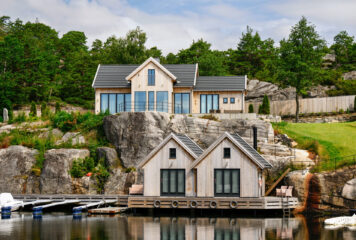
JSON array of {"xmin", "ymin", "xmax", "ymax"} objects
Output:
[
  {"xmin": 230, "ymin": 133, "xmax": 272, "ymax": 168},
  {"xmin": 92, "ymin": 64, "xmax": 196, "ymax": 88},
  {"xmin": 174, "ymin": 133, "xmax": 203, "ymax": 157},
  {"xmin": 194, "ymin": 76, "xmax": 246, "ymax": 91}
]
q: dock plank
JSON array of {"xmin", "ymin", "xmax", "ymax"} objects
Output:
[{"xmin": 88, "ymin": 207, "xmax": 127, "ymax": 215}]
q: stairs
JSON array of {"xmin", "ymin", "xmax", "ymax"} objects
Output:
[{"xmin": 282, "ymin": 196, "xmax": 291, "ymax": 217}]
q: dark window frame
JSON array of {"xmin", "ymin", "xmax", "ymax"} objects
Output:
[
  {"xmin": 200, "ymin": 94, "xmax": 219, "ymax": 113},
  {"xmin": 223, "ymin": 148, "xmax": 231, "ymax": 159},
  {"xmin": 100, "ymin": 93, "xmax": 131, "ymax": 113},
  {"xmin": 169, "ymin": 148, "xmax": 176, "ymax": 159},
  {"xmin": 161, "ymin": 223, "xmax": 186, "ymax": 240},
  {"xmin": 214, "ymin": 228, "xmax": 240, "ymax": 240},
  {"xmin": 214, "ymin": 169, "xmax": 240, "ymax": 197},
  {"xmin": 148, "ymin": 69, "xmax": 155, "ymax": 86},
  {"xmin": 223, "ymin": 98, "xmax": 228, "ymax": 104},
  {"xmin": 174, "ymin": 93, "xmax": 190, "ymax": 114},
  {"xmin": 230, "ymin": 97, "xmax": 235, "ymax": 104},
  {"xmin": 160, "ymin": 169, "xmax": 185, "ymax": 196}
]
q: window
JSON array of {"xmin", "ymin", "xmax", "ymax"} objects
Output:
[
  {"xmin": 161, "ymin": 223, "xmax": 185, "ymax": 240},
  {"xmin": 224, "ymin": 148, "xmax": 231, "ymax": 158},
  {"xmin": 148, "ymin": 91, "xmax": 155, "ymax": 111},
  {"xmin": 101, "ymin": 93, "xmax": 131, "ymax": 113},
  {"xmin": 135, "ymin": 91, "xmax": 146, "ymax": 112},
  {"xmin": 214, "ymin": 229, "xmax": 240, "ymax": 240},
  {"xmin": 148, "ymin": 69, "xmax": 155, "ymax": 86},
  {"xmin": 169, "ymin": 148, "xmax": 176, "ymax": 159},
  {"xmin": 223, "ymin": 98, "xmax": 228, "ymax": 104},
  {"xmin": 200, "ymin": 94, "xmax": 219, "ymax": 113},
  {"xmin": 214, "ymin": 169, "xmax": 240, "ymax": 196},
  {"xmin": 157, "ymin": 91, "xmax": 168, "ymax": 112},
  {"xmin": 161, "ymin": 169, "xmax": 185, "ymax": 196},
  {"xmin": 174, "ymin": 93, "xmax": 190, "ymax": 114},
  {"xmin": 230, "ymin": 97, "xmax": 235, "ymax": 104}
]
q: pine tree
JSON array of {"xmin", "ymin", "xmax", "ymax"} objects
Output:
[
  {"xmin": 248, "ymin": 104, "xmax": 254, "ymax": 113},
  {"xmin": 262, "ymin": 95, "xmax": 270, "ymax": 114}
]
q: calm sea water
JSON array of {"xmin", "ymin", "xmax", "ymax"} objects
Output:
[{"xmin": 0, "ymin": 213, "xmax": 355, "ymax": 240}]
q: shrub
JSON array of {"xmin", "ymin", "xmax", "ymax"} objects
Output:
[
  {"xmin": 94, "ymin": 164, "xmax": 110, "ymax": 194},
  {"xmin": 52, "ymin": 111, "xmax": 76, "ymax": 132},
  {"xmin": 199, "ymin": 114, "xmax": 219, "ymax": 121},
  {"xmin": 248, "ymin": 104, "xmax": 254, "ymax": 113},
  {"xmin": 11, "ymin": 112, "xmax": 27, "ymax": 123},
  {"xmin": 258, "ymin": 104, "xmax": 263, "ymax": 114},
  {"xmin": 260, "ymin": 95, "xmax": 270, "ymax": 114},
  {"xmin": 0, "ymin": 116, "xmax": 3, "ymax": 122},
  {"xmin": 30, "ymin": 102, "xmax": 37, "ymax": 117},
  {"xmin": 125, "ymin": 166, "xmax": 136, "ymax": 173},
  {"xmin": 41, "ymin": 102, "xmax": 50, "ymax": 119},
  {"xmin": 339, "ymin": 108, "xmax": 344, "ymax": 114},
  {"xmin": 69, "ymin": 157, "xmax": 96, "ymax": 178},
  {"xmin": 55, "ymin": 102, "xmax": 61, "ymax": 113}
]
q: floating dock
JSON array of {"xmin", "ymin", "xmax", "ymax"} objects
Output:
[{"xmin": 88, "ymin": 207, "xmax": 128, "ymax": 215}]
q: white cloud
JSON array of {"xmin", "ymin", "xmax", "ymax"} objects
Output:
[{"xmin": 1, "ymin": 0, "xmax": 355, "ymax": 54}]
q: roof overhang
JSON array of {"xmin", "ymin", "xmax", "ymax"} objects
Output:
[
  {"xmin": 125, "ymin": 57, "xmax": 177, "ymax": 81},
  {"xmin": 91, "ymin": 64, "xmax": 101, "ymax": 88}
]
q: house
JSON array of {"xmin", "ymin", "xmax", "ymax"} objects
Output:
[
  {"xmin": 137, "ymin": 131, "xmax": 272, "ymax": 199},
  {"xmin": 137, "ymin": 133, "xmax": 203, "ymax": 197},
  {"xmin": 92, "ymin": 57, "xmax": 246, "ymax": 114}
]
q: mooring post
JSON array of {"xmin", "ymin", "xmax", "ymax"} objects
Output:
[{"xmin": 1, "ymin": 206, "xmax": 11, "ymax": 219}]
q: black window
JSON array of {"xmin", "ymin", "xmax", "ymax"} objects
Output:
[
  {"xmin": 169, "ymin": 148, "xmax": 176, "ymax": 159},
  {"xmin": 161, "ymin": 169, "xmax": 185, "ymax": 196},
  {"xmin": 214, "ymin": 169, "xmax": 240, "ymax": 196},
  {"xmin": 224, "ymin": 148, "xmax": 231, "ymax": 158},
  {"xmin": 230, "ymin": 97, "xmax": 235, "ymax": 104},
  {"xmin": 223, "ymin": 98, "xmax": 228, "ymax": 104},
  {"xmin": 214, "ymin": 229, "xmax": 240, "ymax": 240}
]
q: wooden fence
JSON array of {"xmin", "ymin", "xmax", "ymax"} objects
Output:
[{"xmin": 246, "ymin": 95, "xmax": 356, "ymax": 116}]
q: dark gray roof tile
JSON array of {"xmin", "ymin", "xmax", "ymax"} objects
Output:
[
  {"xmin": 174, "ymin": 133, "xmax": 203, "ymax": 157},
  {"xmin": 194, "ymin": 76, "xmax": 245, "ymax": 91}
]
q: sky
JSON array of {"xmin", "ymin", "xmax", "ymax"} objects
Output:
[{"xmin": 1, "ymin": 0, "xmax": 356, "ymax": 54}]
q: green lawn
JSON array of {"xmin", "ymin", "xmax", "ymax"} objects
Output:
[{"xmin": 273, "ymin": 121, "xmax": 356, "ymax": 171}]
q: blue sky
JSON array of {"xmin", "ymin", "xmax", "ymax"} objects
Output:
[{"xmin": 1, "ymin": 0, "xmax": 355, "ymax": 54}]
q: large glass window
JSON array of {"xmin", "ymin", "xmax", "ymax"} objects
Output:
[
  {"xmin": 161, "ymin": 169, "xmax": 185, "ymax": 196},
  {"xmin": 100, "ymin": 94, "xmax": 109, "ymax": 113},
  {"xmin": 101, "ymin": 93, "xmax": 131, "ymax": 113},
  {"xmin": 200, "ymin": 94, "xmax": 219, "ymax": 113},
  {"xmin": 214, "ymin": 229, "xmax": 240, "ymax": 240},
  {"xmin": 148, "ymin": 69, "xmax": 155, "ymax": 86},
  {"xmin": 174, "ymin": 93, "xmax": 190, "ymax": 114},
  {"xmin": 148, "ymin": 91, "xmax": 155, "ymax": 111},
  {"xmin": 157, "ymin": 91, "xmax": 168, "ymax": 112},
  {"xmin": 135, "ymin": 91, "xmax": 146, "ymax": 112},
  {"xmin": 214, "ymin": 169, "xmax": 240, "ymax": 196}
]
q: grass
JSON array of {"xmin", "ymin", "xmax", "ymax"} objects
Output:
[{"xmin": 273, "ymin": 121, "xmax": 356, "ymax": 171}]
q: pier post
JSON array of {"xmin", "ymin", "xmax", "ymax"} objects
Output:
[{"xmin": 1, "ymin": 206, "xmax": 11, "ymax": 219}]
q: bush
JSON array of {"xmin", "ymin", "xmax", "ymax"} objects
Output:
[
  {"xmin": 258, "ymin": 104, "xmax": 263, "ymax": 114},
  {"xmin": 30, "ymin": 102, "xmax": 37, "ymax": 117},
  {"xmin": 69, "ymin": 157, "xmax": 96, "ymax": 178},
  {"xmin": 11, "ymin": 112, "xmax": 27, "ymax": 123},
  {"xmin": 52, "ymin": 111, "xmax": 76, "ymax": 132},
  {"xmin": 94, "ymin": 164, "xmax": 110, "ymax": 194},
  {"xmin": 0, "ymin": 116, "xmax": 3, "ymax": 122},
  {"xmin": 55, "ymin": 102, "xmax": 61, "ymax": 113},
  {"xmin": 248, "ymin": 104, "xmax": 254, "ymax": 113},
  {"xmin": 339, "ymin": 108, "xmax": 344, "ymax": 114},
  {"xmin": 41, "ymin": 102, "xmax": 50, "ymax": 119},
  {"xmin": 199, "ymin": 114, "xmax": 219, "ymax": 121},
  {"xmin": 259, "ymin": 95, "xmax": 270, "ymax": 114}
]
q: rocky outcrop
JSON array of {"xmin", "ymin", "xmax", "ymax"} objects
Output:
[
  {"xmin": 55, "ymin": 132, "xmax": 85, "ymax": 145},
  {"xmin": 0, "ymin": 146, "xmax": 39, "ymax": 194},
  {"xmin": 246, "ymin": 79, "xmax": 296, "ymax": 101},
  {"xmin": 342, "ymin": 178, "xmax": 356, "ymax": 200},
  {"xmin": 105, "ymin": 170, "xmax": 137, "ymax": 194},
  {"xmin": 103, "ymin": 112, "xmax": 274, "ymax": 167},
  {"xmin": 40, "ymin": 149, "xmax": 90, "ymax": 194},
  {"xmin": 343, "ymin": 71, "xmax": 356, "ymax": 80},
  {"xmin": 97, "ymin": 147, "xmax": 121, "ymax": 171},
  {"xmin": 39, "ymin": 128, "xmax": 63, "ymax": 139}
]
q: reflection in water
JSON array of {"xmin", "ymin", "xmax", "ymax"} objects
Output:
[{"xmin": 0, "ymin": 213, "xmax": 355, "ymax": 240}]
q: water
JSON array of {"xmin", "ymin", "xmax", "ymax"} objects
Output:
[{"xmin": 0, "ymin": 213, "xmax": 355, "ymax": 240}]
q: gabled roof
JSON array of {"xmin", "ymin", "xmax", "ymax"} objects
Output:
[
  {"xmin": 190, "ymin": 132, "xmax": 272, "ymax": 170},
  {"xmin": 92, "ymin": 63, "xmax": 197, "ymax": 88},
  {"xmin": 125, "ymin": 57, "xmax": 177, "ymax": 81},
  {"xmin": 194, "ymin": 76, "xmax": 246, "ymax": 91},
  {"xmin": 138, "ymin": 133, "xmax": 203, "ymax": 168}
]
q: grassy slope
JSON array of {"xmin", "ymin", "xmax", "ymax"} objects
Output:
[{"xmin": 273, "ymin": 121, "xmax": 356, "ymax": 170}]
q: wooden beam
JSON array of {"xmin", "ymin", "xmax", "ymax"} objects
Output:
[{"xmin": 265, "ymin": 168, "xmax": 291, "ymax": 196}]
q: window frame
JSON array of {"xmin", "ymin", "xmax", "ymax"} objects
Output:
[
  {"xmin": 200, "ymin": 94, "xmax": 219, "ymax": 113},
  {"xmin": 223, "ymin": 148, "xmax": 231, "ymax": 159},
  {"xmin": 230, "ymin": 97, "xmax": 235, "ymax": 104},
  {"xmin": 169, "ymin": 148, "xmax": 176, "ymax": 159},
  {"xmin": 174, "ymin": 93, "xmax": 190, "ymax": 114},
  {"xmin": 101, "ymin": 93, "xmax": 131, "ymax": 113},
  {"xmin": 223, "ymin": 98, "xmax": 228, "ymax": 104},
  {"xmin": 148, "ymin": 69, "xmax": 155, "ymax": 86},
  {"xmin": 160, "ymin": 169, "xmax": 185, "ymax": 196},
  {"xmin": 214, "ymin": 169, "xmax": 240, "ymax": 197}
]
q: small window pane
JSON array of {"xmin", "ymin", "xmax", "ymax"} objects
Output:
[
  {"xmin": 148, "ymin": 69, "xmax": 155, "ymax": 86},
  {"xmin": 157, "ymin": 91, "xmax": 168, "ymax": 112},
  {"xmin": 100, "ymin": 94, "xmax": 108, "ymax": 113},
  {"xmin": 223, "ymin": 98, "xmax": 228, "ymax": 104},
  {"xmin": 169, "ymin": 148, "xmax": 176, "ymax": 159},
  {"xmin": 109, "ymin": 94, "xmax": 116, "ymax": 114},
  {"xmin": 224, "ymin": 171, "xmax": 231, "ymax": 193},
  {"xmin": 207, "ymin": 94, "xmax": 213, "ymax": 113},
  {"xmin": 216, "ymin": 170, "xmax": 223, "ymax": 194},
  {"xmin": 230, "ymin": 98, "xmax": 235, "ymax": 103},
  {"xmin": 117, "ymin": 94, "xmax": 124, "ymax": 112},
  {"xmin": 232, "ymin": 170, "xmax": 239, "ymax": 194},
  {"xmin": 178, "ymin": 171, "xmax": 185, "ymax": 193},
  {"xmin": 135, "ymin": 91, "xmax": 146, "ymax": 112},
  {"xmin": 200, "ymin": 95, "xmax": 207, "ymax": 113},
  {"xmin": 224, "ymin": 148, "xmax": 231, "ymax": 158},
  {"xmin": 125, "ymin": 94, "xmax": 131, "ymax": 112},
  {"xmin": 148, "ymin": 91, "xmax": 155, "ymax": 111},
  {"xmin": 170, "ymin": 171, "xmax": 177, "ymax": 193},
  {"xmin": 213, "ymin": 95, "xmax": 219, "ymax": 110},
  {"xmin": 162, "ymin": 170, "xmax": 169, "ymax": 193},
  {"xmin": 182, "ymin": 93, "xmax": 190, "ymax": 114}
]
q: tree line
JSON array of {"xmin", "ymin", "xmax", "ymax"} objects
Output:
[{"xmin": 0, "ymin": 15, "xmax": 355, "ymax": 120}]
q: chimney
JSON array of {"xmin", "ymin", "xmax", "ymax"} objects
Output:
[{"xmin": 253, "ymin": 126, "xmax": 258, "ymax": 150}]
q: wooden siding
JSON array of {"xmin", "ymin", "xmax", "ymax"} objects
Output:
[
  {"xmin": 192, "ymin": 91, "xmax": 244, "ymax": 114},
  {"xmin": 195, "ymin": 138, "xmax": 261, "ymax": 197},
  {"xmin": 143, "ymin": 139, "xmax": 196, "ymax": 197}
]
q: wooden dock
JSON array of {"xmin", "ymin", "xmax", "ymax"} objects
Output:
[
  {"xmin": 128, "ymin": 196, "xmax": 299, "ymax": 210},
  {"xmin": 88, "ymin": 207, "xmax": 128, "ymax": 215}
]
